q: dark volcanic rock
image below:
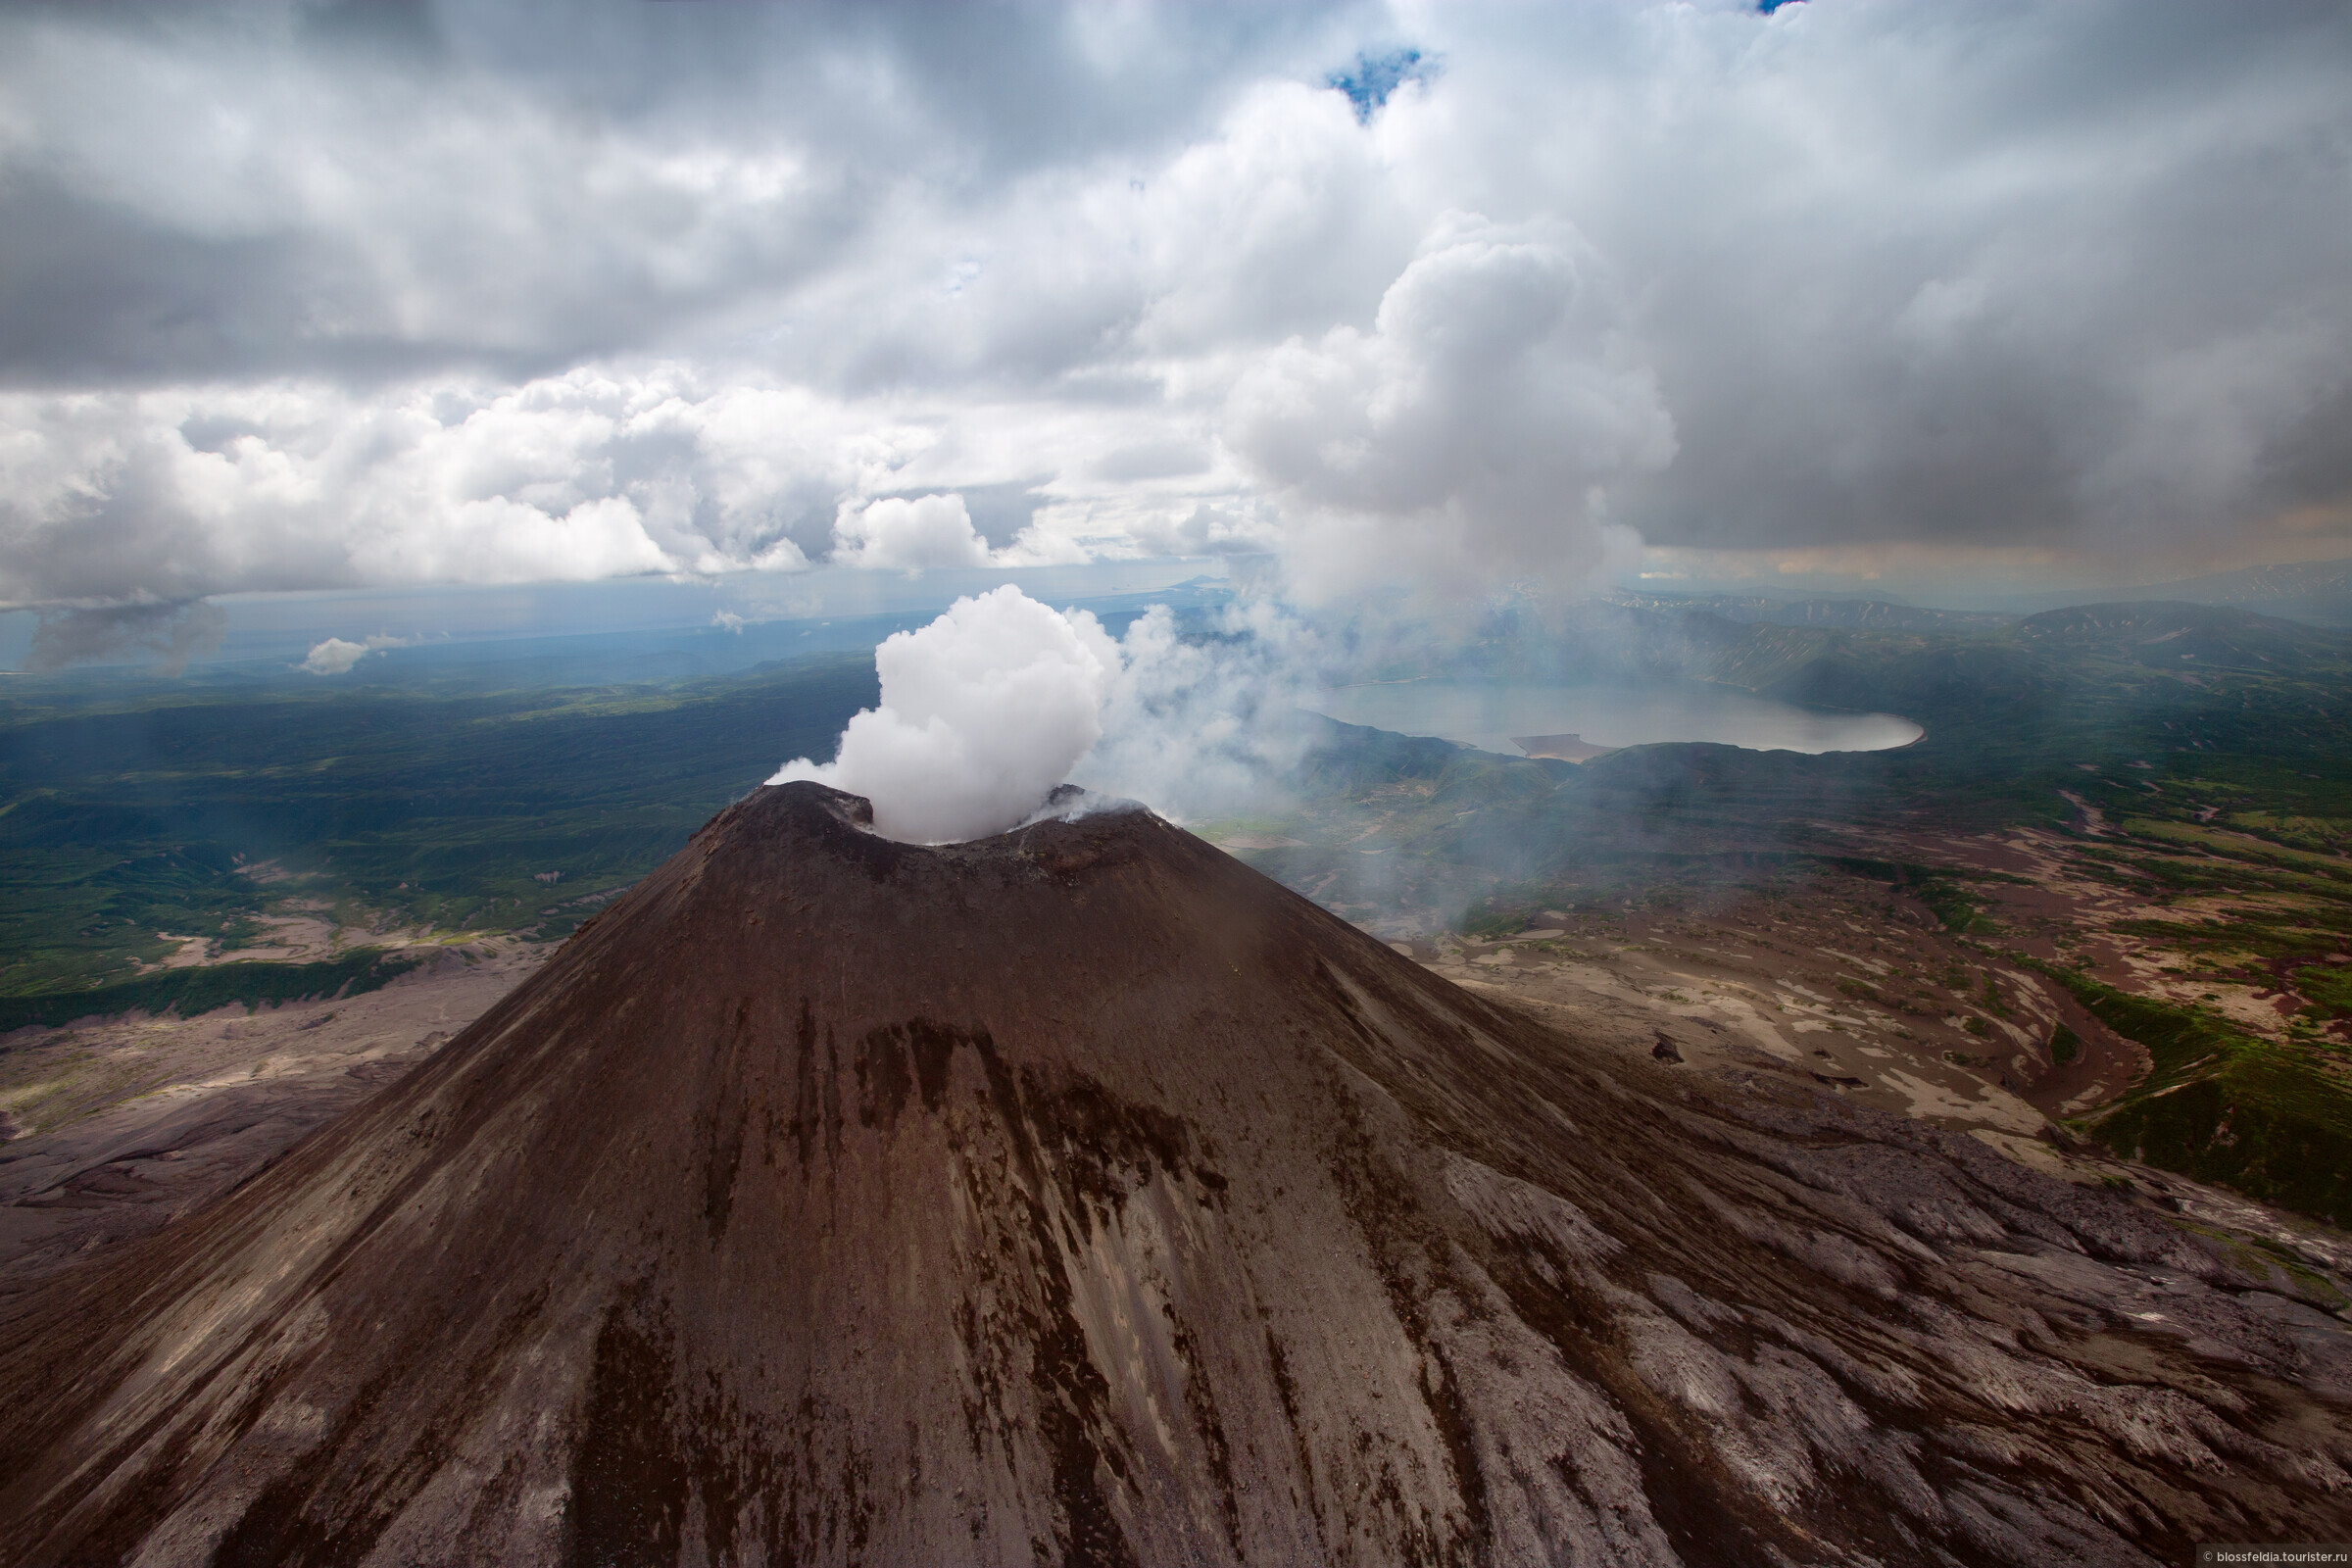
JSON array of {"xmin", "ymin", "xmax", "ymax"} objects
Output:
[{"xmin": 0, "ymin": 783, "xmax": 2346, "ymax": 1565}]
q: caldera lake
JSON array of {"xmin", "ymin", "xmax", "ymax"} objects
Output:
[{"xmin": 1307, "ymin": 681, "xmax": 1924, "ymax": 760}]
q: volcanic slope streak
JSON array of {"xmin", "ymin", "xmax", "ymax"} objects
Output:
[{"xmin": 1, "ymin": 784, "xmax": 2347, "ymax": 1566}]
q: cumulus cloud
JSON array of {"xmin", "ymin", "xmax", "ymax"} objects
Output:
[
  {"xmin": 1440, "ymin": 1, "xmax": 2352, "ymax": 560},
  {"xmin": 0, "ymin": 371, "xmax": 924, "ymax": 608},
  {"xmin": 829, "ymin": 494, "xmax": 992, "ymax": 574},
  {"xmin": 300, "ymin": 638, "xmax": 371, "ymax": 676},
  {"xmin": 0, "ymin": 3, "xmax": 1362, "ymax": 386},
  {"xmin": 1226, "ymin": 215, "xmax": 1674, "ymax": 598},
  {"xmin": 298, "ymin": 632, "xmax": 406, "ymax": 675},
  {"xmin": 0, "ymin": 0, "xmax": 2347, "ymax": 609},
  {"xmin": 770, "ymin": 586, "xmax": 1121, "ymax": 843}
]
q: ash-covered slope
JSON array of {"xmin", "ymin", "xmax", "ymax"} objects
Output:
[{"xmin": 1, "ymin": 784, "xmax": 2346, "ymax": 1566}]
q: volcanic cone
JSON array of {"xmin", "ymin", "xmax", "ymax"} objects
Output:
[{"xmin": 1, "ymin": 783, "xmax": 2346, "ymax": 1565}]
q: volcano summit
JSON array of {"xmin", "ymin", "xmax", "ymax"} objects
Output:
[{"xmin": 0, "ymin": 784, "xmax": 2346, "ymax": 1565}]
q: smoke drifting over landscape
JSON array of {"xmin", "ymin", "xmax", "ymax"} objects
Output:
[
  {"xmin": 1073, "ymin": 596, "xmax": 1318, "ymax": 822},
  {"xmin": 25, "ymin": 599, "xmax": 223, "ymax": 675},
  {"xmin": 0, "ymin": 0, "xmax": 2346, "ymax": 641}
]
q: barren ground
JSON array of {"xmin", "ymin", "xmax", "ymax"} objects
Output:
[
  {"xmin": 0, "ymin": 939, "xmax": 546, "ymax": 1298},
  {"xmin": 6, "ymin": 813, "xmax": 2347, "ymax": 1305}
]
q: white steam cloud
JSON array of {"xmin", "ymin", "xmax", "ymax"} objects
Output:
[
  {"xmin": 772, "ymin": 586, "xmax": 1316, "ymax": 843},
  {"xmin": 769, "ymin": 586, "xmax": 1119, "ymax": 844},
  {"xmin": 1073, "ymin": 598, "xmax": 1317, "ymax": 822}
]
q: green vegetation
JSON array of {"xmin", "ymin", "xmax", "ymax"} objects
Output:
[
  {"xmin": 1455, "ymin": 905, "xmax": 1530, "ymax": 941},
  {"xmin": 1244, "ymin": 601, "xmax": 2352, "ymax": 1226},
  {"xmin": 1443, "ymin": 851, "xmax": 2022, "ymax": 941},
  {"xmin": 1294, "ymin": 607, "xmax": 2352, "ymax": 942},
  {"xmin": 2298, "ymin": 965, "xmax": 2352, "ymax": 1021},
  {"xmin": 0, "ymin": 948, "xmax": 426, "ymax": 1033},
  {"xmin": 0, "ymin": 654, "xmax": 875, "ymax": 998},
  {"xmin": 7, "ymin": 596, "xmax": 2351, "ymax": 1231},
  {"xmin": 2034, "ymin": 963, "xmax": 2352, "ymax": 1228},
  {"xmin": 1912, "ymin": 878, "xmax": 1993, "ymax": 934},
  {"xmin": 2120, "ymin": 818, "xmax": 2352, "ymax": 882},
  {"xmin": 1366, "ymin": 598, "xmax": 2352, "ymax": 832}
]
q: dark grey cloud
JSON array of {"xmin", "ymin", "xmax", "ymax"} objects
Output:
[
  {"xmin": 0, "ymin": 0, "xmax": 2345, "ymax": 612},
  {"xmin": 28, "ymin": 599, "xmax": 225, "ymax": 673},
  {"xmin": 0, "ymin": 0, "xmax": 1369, "ymax": 389},
  {"xmin": 442, "ymin": 2, "xmax": 1359, "ymax": 182},
  {"xmin": 0, "ymin": 170, "xmax": 450, "ymax": 386},
  {"xmin": 297, "ymin": 0, "xmax": 446, "ymax": 64},
  {"xmin": 1534, "ymin": 0, "xmax": 2352, "ymax": 555}
]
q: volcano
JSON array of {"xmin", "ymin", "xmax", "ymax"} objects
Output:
[{"xmin": 1, "ymin": 783, "xmax": 2346, "ymax": 1565}]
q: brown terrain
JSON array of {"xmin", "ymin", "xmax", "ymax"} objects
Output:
[
  {"xmin": 1266, "ymin": 778, "xmax": 2348, "ymax": 1198},
  {"xmin": 0, "ymin": 940, "xmax": 546, "ymax": 1300},
  {"xmin": 1405, "ymin": 871, "xmax": 2138, "ymax": 1150},
  {"xmin": 0, "ymin": 782, "xmax": 2346, "ymax": 1565},
  {"xmin": 1847, "ymin": 819, "xmax": 2352, "ymax": 1044}
]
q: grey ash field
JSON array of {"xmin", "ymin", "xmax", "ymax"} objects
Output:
[{"xmin": 0, "ymin": 594, "xmax": 2350, "ymax": 1563}]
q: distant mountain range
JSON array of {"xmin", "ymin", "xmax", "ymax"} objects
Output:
[
  {"xmin": 2017, "ymin": 559, "xmax": 2352, "ymax": 626},
  {"xmin": 1604, "ymin": 591, "xmax": 2013, "ymax": 633},
  {"xmin": 1619, "ymin": 560, "xmax": 2352, "ymax": 632},
  {"xmin": 1612, "ymin": 558, "xmax": 2352, "ymax": 632}
]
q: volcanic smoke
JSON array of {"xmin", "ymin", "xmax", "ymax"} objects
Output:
[{"xmin": 770, "ymin": 585, "xmax": 1121, "ymax": 843}]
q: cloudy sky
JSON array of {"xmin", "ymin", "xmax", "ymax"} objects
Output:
[{"xmin": 2, "ymin": 0, "xmax": 2348, "ymax": 629}]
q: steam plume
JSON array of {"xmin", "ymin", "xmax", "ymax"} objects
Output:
[
  {"xmin": 770, "ymin": 586, "xmax": 1119, "ymax": 843},
  {"xmin": 776, "ymin": 584, "xmax": 1326, "ymax": 842}
]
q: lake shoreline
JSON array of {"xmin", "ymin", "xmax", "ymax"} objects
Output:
[{"xmin": 1308, "ymin": 677, "xmax": 1925, "ymax": 758}]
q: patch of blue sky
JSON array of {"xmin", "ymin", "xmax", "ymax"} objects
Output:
[{"xmin": 1326, "ymin": 48, "xmax": 1429, "ymax": 124}]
